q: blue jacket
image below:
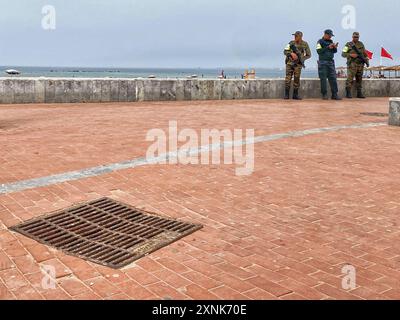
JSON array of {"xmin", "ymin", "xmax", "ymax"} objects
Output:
[{"xmin": 316, "ymin": 38, "xmax": 337, "ymax": 61}]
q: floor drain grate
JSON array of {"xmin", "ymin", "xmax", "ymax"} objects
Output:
[
  {"xmin": 360, "ymin": 112, "xmax": 388, "ymax": 117},
  {"xmin": 10, "ymin": 197, "xmax": 202, "ymax": 269}
]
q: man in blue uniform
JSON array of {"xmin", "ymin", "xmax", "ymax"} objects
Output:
[{"xmin": 316, "ymin": 29, "xmax": 341, "ymax": 100}]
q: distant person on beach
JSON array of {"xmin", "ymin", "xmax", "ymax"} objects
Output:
[
  {"xmin": 283, "ymin": 31, "xmax": 311, "ymax": 100},
  {"xmin": 342, "ymin": 32, "xmax": 369, "ymax": 99},
  {"xmin": 316, "ymin": 29, "xmax": 341, "ymax": 100}
]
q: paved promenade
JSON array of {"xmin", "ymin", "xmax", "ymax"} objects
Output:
[{"xmin": 1, "ymin": 98, "xmax": 400, "ymax": 300}]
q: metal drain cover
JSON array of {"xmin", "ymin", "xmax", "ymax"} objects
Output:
[
  {"xmin": 360, "ymin": 112, "xmax": 388, "ymax": 117},
  {"xmin": 10, "ymin": 198, "xmax": 202, "ymax": 269}
]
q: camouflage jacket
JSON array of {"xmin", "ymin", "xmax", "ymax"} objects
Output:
[
  {"xmin": 342, "ymin": 41, "xmax": 369, "ymax": 65},
  {"xmin": 284, "ymin": 40, "xmax": 312, "ymax": 66}
]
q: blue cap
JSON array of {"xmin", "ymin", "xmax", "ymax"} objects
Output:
[{"xmin": 324, "ymin": 29, "xmax": 335, "ymax": 36}]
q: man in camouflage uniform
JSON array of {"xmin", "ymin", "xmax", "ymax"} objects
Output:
[
  {"xmin": 284, "ymin": 31, "xmax": 311, "ymax": 100},
  {"xmin": 342, "ymin": 32, "xmax": 369, "ymax": 99}
]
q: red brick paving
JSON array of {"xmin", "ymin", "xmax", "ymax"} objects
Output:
[{"xmin": 1, "ymin": 98, "xmax": 400, "ymax": 300}]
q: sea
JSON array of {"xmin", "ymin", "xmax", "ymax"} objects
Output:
[{"xmin": 0, "ymin": 66, "xmax": 319, "ymax": 79}]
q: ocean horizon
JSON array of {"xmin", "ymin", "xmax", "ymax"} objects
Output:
[{"xmin": 0, "ymin": 66, "xmax": 320, "ymax": 79}]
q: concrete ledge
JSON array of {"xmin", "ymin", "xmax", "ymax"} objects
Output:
[
  {"xmin": 0, "ymin": 77, "xmax": 399, "ymax": 104},
  {"xmin": 389, "ymin": 98, "xmax": 400, "ymax": 126}
]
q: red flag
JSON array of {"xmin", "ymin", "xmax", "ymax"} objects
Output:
[
  {"xmin": 365, "ymin": 50, "xmax": 373, "ymax": 60},
  {"xmin": 381, "ymin": 47, "xmax": 393, "ymax": 60}
]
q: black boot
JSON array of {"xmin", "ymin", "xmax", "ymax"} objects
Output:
[
  {"xmin": 357, "ymin": 90, "xmax": 366, "ymax": 99},
  {"xmin": 331, "ymin": 93, "xmax": 342, "ymax": 100},
  {"xmin": 346, "ymin": 88, "xmax": 352, "ymax": 99},
  {"xmin": 293, "ymin": 89, "xmax": 302, "ymax": 100},
  {"xmin": 284, "ymin": 87, "xmax": 290, "ymax": 100}
]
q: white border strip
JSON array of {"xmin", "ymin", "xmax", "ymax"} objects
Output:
[{"xmin": 0, "ymin": 122, "xmax": 385, "ymax": 195}]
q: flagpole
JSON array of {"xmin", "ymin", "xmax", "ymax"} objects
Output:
[{"xmin": 380, "ymin": 45, "xmax": 383, "ymax": 66}]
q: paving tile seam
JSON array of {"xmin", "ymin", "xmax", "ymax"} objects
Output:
[{"xmin": 0, "ymin": 122, "xmax": 386, "ymax": 195}]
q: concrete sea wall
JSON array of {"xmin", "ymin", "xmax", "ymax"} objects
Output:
[{"xmin": 0, "ymin": 77, "xmax": 399, "ymax": 104}]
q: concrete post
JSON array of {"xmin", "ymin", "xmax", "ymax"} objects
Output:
[{"xmin": 389, "ymin": 98, "xmax": 400, "ymax": 126}]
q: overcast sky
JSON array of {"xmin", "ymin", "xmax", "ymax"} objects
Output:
[{"xmin": 0, "ymin": 0, "xmax": 398, "ymax": 68}]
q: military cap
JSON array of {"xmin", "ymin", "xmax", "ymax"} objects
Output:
[
  {"xmin": 353, "ymin": 32, "xmax": 360, "ymax": 37},
  {"xmin": 324, "ymin": 29, "xmax": 335, "ymax": 36},
  {"xmin": 292, "ymin": 31, "xmax": 303, "ymax": 37}
]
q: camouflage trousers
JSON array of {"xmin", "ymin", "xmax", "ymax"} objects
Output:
[
  {"xmin": 285, "ymin": 63, "xmax": 303, "ymax": 90},
  {"xmin": 346, "ymin": 63, "xmax": 364, "ymax": 90}
]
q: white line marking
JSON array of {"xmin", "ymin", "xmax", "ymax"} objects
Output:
[{"xmin": 0, "ymin": 122, "xmax": 386, "ymax": 195}]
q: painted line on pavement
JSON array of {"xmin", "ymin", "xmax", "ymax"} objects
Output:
[{"xmin": 0, "ymin": 122, "xmax": 386, "ymax": 195}]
